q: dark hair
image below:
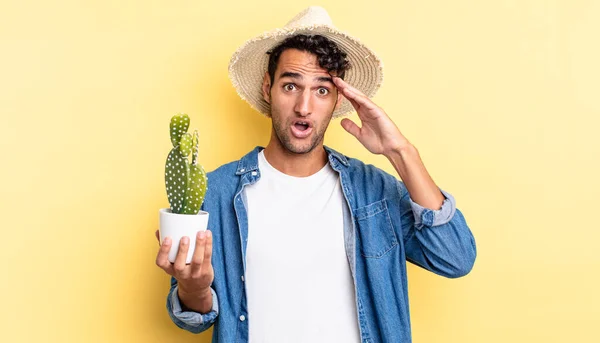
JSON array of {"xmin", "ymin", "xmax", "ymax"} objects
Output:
[{"xmin": 266, "ymin": 34, "xmax": 351, "ymax": 85}]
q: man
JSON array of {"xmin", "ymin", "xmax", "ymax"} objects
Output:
[{"xmin": 155, "ymin": 6, "xmax": 476, "ymax": 343}]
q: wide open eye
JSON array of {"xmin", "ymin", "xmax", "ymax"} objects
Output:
[
  {"xmin": 283, "ymin": 84, "xmax": 297, "ymax": 91},
  {"xmin": 317, "ymin": 87, "xmax": 329, "ymax": 96}
]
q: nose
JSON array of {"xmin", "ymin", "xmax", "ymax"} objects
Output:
[{"xmin": 294, "ymin": 89, "xmax": 312, "ymax": 116}]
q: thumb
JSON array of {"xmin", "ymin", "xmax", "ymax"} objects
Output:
[{"xmin": 341, "ymin": 118, "xmax": 360, "ymax": 139}]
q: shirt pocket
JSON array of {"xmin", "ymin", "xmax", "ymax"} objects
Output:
[{"xmin": 353, "ymin": 199, "xmax": 399, "ymax": 258}]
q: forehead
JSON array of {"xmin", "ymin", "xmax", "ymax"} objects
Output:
[{"xmin": 274, "ymin": 49, "xmax": 332, "ymax": 79}]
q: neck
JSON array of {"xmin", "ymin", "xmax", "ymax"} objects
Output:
[{"xmin": 263, "ymin": 139, "xmax": 328, "ymax": 177}]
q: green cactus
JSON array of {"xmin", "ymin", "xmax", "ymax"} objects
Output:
[{"xmin": 165, "ymin": 113, "xmax": 208, "ymax": 214}]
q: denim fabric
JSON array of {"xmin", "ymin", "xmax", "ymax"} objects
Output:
[{"xmin": 165, "ymin": 145, "xmax": 477, "ymax": 343}]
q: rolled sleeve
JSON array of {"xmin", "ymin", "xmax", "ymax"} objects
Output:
[
  {"xmin": 166, "ymin": 280, "xmax": 219, "ymax": 333},
  {"xmin": 409, "ymin": 188, "xmax": 456, "ymax": 228}
]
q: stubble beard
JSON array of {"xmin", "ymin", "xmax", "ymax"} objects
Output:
[{"xmin": 270, "ymin": 110, "xmax": 330, "ymax": 155}]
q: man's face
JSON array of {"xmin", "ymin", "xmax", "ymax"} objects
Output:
[{"xmin": 262, "ymin": 48, "xmax": 343, "ymax": 155}]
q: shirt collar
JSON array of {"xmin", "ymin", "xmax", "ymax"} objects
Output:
[{"xmin": 236, "ymin": 145, "xmax": 349, "ymax": 175}]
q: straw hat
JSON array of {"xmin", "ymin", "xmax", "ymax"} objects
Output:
[{"xmin": 228, "ymin": 6, "xmax": 383, "ymax": 119}]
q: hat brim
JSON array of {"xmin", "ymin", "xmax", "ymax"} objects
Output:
[{"xmin": 228, "ymin": 25, "xmax": 384, "ymax": 119}]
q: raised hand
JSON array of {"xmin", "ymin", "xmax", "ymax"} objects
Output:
[{"xmin": 332, "ymin": 76, "xmax": 411, "ymax": 157}]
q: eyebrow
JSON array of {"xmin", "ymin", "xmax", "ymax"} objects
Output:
[{"xmin": 279, "ymin": 72, "xmax": 333, "ymax": 84}]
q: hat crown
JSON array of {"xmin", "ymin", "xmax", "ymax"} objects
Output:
[{"xmin": 284, "ymin": 6, "xmax": 334, "ymax": 29}]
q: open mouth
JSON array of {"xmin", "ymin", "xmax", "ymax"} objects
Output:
[
  {"xmin": 294, "ymin": 122, "xmax": 309, "ymax": 131},
  {"xmin": 291, "ymin": 121, "xmax": 313, "ymax": 138}
]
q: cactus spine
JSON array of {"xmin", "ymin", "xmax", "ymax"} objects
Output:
[{"xmin": 165, "ymin": 113, "xmax": 207, "ymax": 214}]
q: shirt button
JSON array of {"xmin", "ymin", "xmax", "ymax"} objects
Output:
[
  {"xmin": 240, "ymin": 168, "xmax": 245, "ymax": 172},
  {"xmin": 240, "ymin": 315, "xmax": 246, "ymax": 321},
  {"xmin": 241, "ymin": 275, "xmax": 245, "ymax": 281},
  {"xmin": 251, "ymin": 171, "xmax": 257, "ymax": 176}
]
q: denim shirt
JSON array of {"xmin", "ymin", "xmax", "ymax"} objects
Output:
[{"xmin": 166, "ymin": 145, "xmax": 477, "ymax": 343}]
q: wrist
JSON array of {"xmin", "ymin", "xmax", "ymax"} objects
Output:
[
  {"xmin": 385, "ymin": 142, "xmax": 417, "ymax": 161},
  {"xmin": 385, "ymin": 143, "xmax": 421, "ymax": 182},
  {"xmin": 179, "ymin": 285, "xmax": 211, "ymax": 299},
  {"xmin": 178, "ymin": 286, "xmax": 213, "ymax": 313}
]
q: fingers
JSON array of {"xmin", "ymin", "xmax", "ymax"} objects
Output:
[
  {"xmin": 340, "ymin": 118, "xmax": 361, "ymax": 139},
  {"xmin": 191, "ymin": 230, "xmax": 213, "ymax": 277},
  {"xmin": 190, "ymin": 231, "xmax": 207, "ymax": 276},
  {"xmin": 332, "ymin": 76, "xmax": 366, "ymax": 97},
  {"xmin": 203, "ymin": 230, "xmax": 213, "ymax": 268},
  {"xmin": 343, "ymin": 87, "xmax": 377, "ymax": 111},
  {"xmin": 156, "ymin": 231, "xmax": 213, "ymax": 283},
  {"xmin": 332, "ymin": 77, "xmax": 378, "ymax": 111},
  {"xmin": 155, "ymin": 236, "xmax": 174, "ymax": 275},
  {"xmin": 155, "ymin": 229, "xmax": 160, "ymax": 245},
  {"xmin": 173, "ymin": 236, "xmax": 190, "ymax": 276}
]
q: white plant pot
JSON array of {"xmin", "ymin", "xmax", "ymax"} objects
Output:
[{"xmin": 159, "ymin": 208, "xmax": 209, "ymax": 264}]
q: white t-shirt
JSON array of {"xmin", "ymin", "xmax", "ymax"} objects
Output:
[{"xmin": 243, "ymin": 150, "xmax": 361, "ymax": 343}]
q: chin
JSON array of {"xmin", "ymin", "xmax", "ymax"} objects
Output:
[
  {"xmin": 287, "ymin": 133, "xmax": 326, "ymax": 154},
  {"xmin": 285, "ymin": 143, "xmax": 315, "ymax": 154}
]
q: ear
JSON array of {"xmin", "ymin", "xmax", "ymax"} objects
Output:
[{"xmin": 261, "ymin": 72, "xmax": 271, "ymax": 104}]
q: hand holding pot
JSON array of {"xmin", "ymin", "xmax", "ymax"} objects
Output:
[{"xmin": 155, "ymin": 229, "xmax": 215, "ymax": 313}]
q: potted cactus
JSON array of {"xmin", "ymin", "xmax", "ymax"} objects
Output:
[{"xmin": 159, "ymin": 113, "xmax": 209, "ymax": 263}]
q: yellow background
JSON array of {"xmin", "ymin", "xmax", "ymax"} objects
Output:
[{"xmin": 1, "ymin": 0, "xmax": 599, "ymax": 342}]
